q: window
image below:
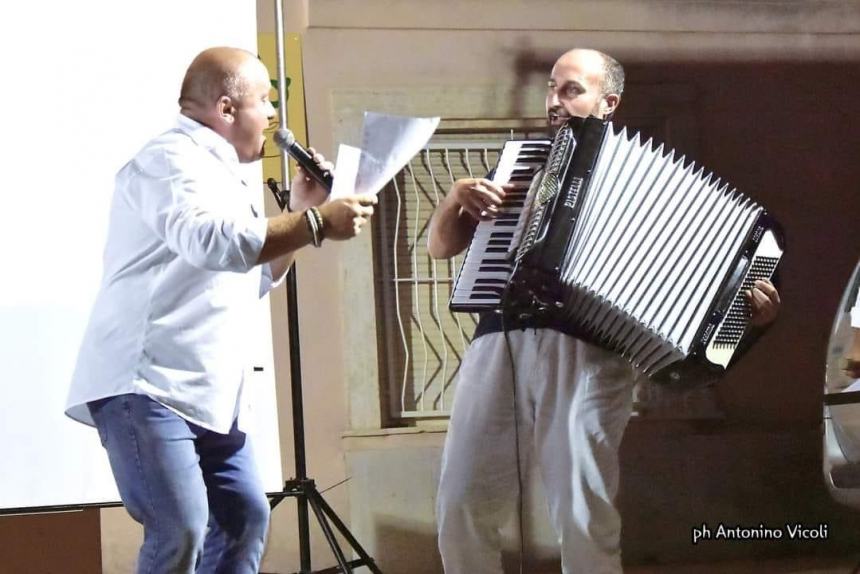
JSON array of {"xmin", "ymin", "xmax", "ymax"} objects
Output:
[{"xmin": 372, "ymin": 120, "xmax": 546, "ymax": 423}]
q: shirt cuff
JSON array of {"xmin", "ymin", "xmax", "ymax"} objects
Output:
[
  {"xmin": 260, "ymin": 261, "xmax": 289, "ymax": 296},
  {"xmin": 236, "ymin": 215, "xmax": 269, "ymax": 272}
]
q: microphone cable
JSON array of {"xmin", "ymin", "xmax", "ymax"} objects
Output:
[
  {"xmin": 266, "ymin": 177, "xmax": 289, "ymax": 212},
  {"xmin": 500, "ymin": 310, "xmax": 527, "ymax": 574}
]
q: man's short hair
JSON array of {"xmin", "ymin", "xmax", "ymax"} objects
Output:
[
  {"xmin": 597, "ymin": 51, "xmax": 625, "ymax": 97},
  {"xmin": 178, "ymin": 48, "xmax": 255, "ymax": 109},
  {"xmin": 221, "ymin": 71, "xmax": 249, "ymax": 100}
]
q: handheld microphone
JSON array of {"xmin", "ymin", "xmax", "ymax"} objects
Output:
[{"xmin": 273, "ymin": 128, "xmax": 334, "ymax": 192}]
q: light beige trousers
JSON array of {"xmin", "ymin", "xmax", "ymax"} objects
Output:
[{"xmin": 436, "ymin": 328, "xmax": 637, "ymax": 574}]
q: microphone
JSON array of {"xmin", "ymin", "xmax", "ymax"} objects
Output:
[{"xmin": 273, "ymin": 128, "xmax": 334, "ymax": 192}]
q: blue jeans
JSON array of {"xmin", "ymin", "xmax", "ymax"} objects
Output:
[{"xmin": 89, "ymin": 394, "xmax": 270, "ymax": 574}]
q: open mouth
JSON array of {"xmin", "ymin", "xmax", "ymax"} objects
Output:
[{"xmin": 548, "ymin": 112, "xmax": 570, "ymax": 125}]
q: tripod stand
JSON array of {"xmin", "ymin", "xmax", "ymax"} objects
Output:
[
  {"xmin": 265, "ymin": 179, "xmax": 382, "ymax": 574},
  {"xmin": 265, "ymin": 5, "xmax": 383, "ymax": 570}
]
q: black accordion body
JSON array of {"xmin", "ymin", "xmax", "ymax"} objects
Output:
[{"xmin": 450, "ymin": 116, "xmax": 785, "ymax": 380}]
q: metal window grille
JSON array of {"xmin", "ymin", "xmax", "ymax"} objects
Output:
[{"xmin": 373, "ymin": 125, "xmax": 546, "ymax": 422}]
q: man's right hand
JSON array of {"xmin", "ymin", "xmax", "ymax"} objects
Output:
[
  {"xmin": 448, "ymin": 178, "xmax": 510, "ymax": 221},
  {"xmin": 427, "ymin": 177, "xmax": 511, "ymax": 259},
  {"xmin": 317, "ymin": 194, "xmax": 377, "ymax": 240}
]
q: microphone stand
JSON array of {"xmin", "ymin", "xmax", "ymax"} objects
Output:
[{"xmin": 266, "ymin": 2, "xmax": 382, "ymax": 572}]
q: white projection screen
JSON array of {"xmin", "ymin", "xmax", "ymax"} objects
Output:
[{"xmin": 0, "ymin": 1, "xmax": 283, "ymax": 510}]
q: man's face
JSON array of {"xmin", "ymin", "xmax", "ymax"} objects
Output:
[
  {"xmin": 227, "ymin": 60, "xmax": 276, "ymax": 163},
  {"xmin": 545, "ymin": 50, "xmax": 611, "ymax": 133}
]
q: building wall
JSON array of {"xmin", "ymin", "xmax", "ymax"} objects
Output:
[{"xmin": 288, "ymin": 1, "xmax": 860, "ymax": 572}]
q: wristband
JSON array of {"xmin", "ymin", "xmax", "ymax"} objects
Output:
[{"xmin": 304, "ymin": 209, "xmax": 322, "ymax": 247}]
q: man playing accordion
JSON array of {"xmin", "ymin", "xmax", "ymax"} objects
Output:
[{"xmin": 428, "ymin": 48, "xmax": 780, "ymax": 574}]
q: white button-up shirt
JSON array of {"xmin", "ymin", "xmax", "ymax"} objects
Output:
[{"xmin": 66, "ymin": 115, "xmax": 282, "ymax": 433}]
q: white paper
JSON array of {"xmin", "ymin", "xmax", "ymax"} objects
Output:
[
  {"xmin": 331, "ymin": 144, "xmax": 362, "ymax": 199},
  {"xmin": 333, "ymin": 111, "xmax": 439, "ymax": 197}
]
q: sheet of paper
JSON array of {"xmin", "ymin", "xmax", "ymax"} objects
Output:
[
  {"xmin": 352, "ymin": 111, "xmax": 440, "ymax": 196},
  {"xmin": 331, "ymin": 144, "xmax": 361, "ymax": 199}
]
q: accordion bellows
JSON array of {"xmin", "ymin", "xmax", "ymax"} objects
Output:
[{"xmin": 450, "ymin": 116, "xmax": 784, "ymax": 380}]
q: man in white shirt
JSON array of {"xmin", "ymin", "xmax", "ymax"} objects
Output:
[{"xmin": 65, "ymin": 47, "xmax": 374, "ymax": 574}]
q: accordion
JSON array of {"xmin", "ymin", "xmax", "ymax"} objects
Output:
[{"xmin": 450, "ymin": 116, "xmax": 784, "ymax": 380}]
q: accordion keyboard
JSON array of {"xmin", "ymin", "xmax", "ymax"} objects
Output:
[{"xmin": 449, "ymin": 140, "xmax": 550, "ymax": 311}]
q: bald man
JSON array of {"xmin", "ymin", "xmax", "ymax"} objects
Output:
[
  {"xmin": 430, "ymin": 49, "xmax": 780, "ymax": 573},
  {"xmin": 65, "ymin": 47, "xmax": 375, "ymax": 574}
]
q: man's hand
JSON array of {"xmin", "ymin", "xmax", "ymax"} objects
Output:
[
  {"xmin": 317, "ymin": 194, "xmax": 377, "ymax": 240},
  {"xmin": 428, "ymin": 177, "xmax": 508, "ymax": 259},
  {"xmin": 289, "ymin": 147, "xmax": 332, "ymax": 212},
  {"xmin": 448, "ymin": 178, "xmax": 511, "ymax": 221},
  {"xmin": 747, "ymin": 279, "xmax": 780, "ymax": 327}
]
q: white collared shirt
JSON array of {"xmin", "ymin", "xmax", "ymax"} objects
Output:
[{"xmin": 66, "ymin": 115, "xmax": 282, "ymax": 433}]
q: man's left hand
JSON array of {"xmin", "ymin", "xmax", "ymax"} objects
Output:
[
  {"xmin": 288, "ymin": 147, "xmax": 332, "ymax": 211},
  {"xmin": 747, "ymin": 279, "xmax": 780, "ymax": 327}
]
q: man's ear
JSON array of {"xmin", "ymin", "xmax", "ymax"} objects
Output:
[
  {"xmin": 601, "ymin": 93, "xmax": 620, "ymax": 117},
  {"xmin": 217, "ymin": 95, "xmax": 235, "ymax": 124}
]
